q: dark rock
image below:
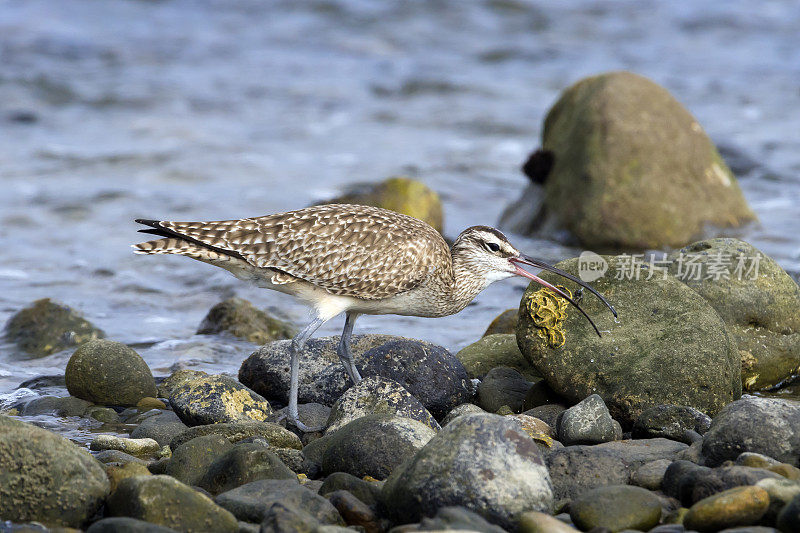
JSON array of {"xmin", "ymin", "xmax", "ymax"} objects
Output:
[
  {"xmin": 86, "ymin": 517, "xmax": 179, "ymax": 532},
  {"xmin": 257, "ymin": 501, "xmax": 324, "ymax": 532},
  {"xmin": 556, "ymin": 394, "xmax": 622, "ymax": 445},
  {"xmin": 569, "ymin": 485, "xmax": 662, "ymax": 532},
  {"xmin": 4, "ymin": 298, "xmax": 104, "ymax": 357},
  {"xmin": 270, "ymin": 447, "xmax": 305, "ymax": 474},
  {"xmin": 777, "ymin": 493, "xmax": 800, "ymax": 533},
  {"xmin": 14, "ymin": 395, "xmax": 92, "ymax": 417},
  {"xmin": 65, "ymin": 339, "xmax": 157, "ymax": 406},
  {"xmin": 169, "ymin": 374, "xmax": 272, "ymax": 426},
  {"xmin": 199, "ymin": 442, "xmax": 296, "ymax": 494},
  {"xmin": 94, "ymin": 449, "xmax": 147, "ymax": 466},
  {"xmin": 299, "ymin": 432, "xmax": 335, "ymax": 477},
  {"xmin": 547, "ymin": 438, "xmax": 688, "ymax": 501},
  {"xmin": 663, "ymin": 461, "xmax": 781, "ymax": 506},
  {"xmin": 321, "ymin": 414, "xmax": 435, "ymax": 479},
  {"xmin": 522, "ymin": 380, "xmax": 567, "ymax": 411},
  {"xmin": 197, "ymin": 297, "xmax": 295, "ymax": 344},
  {"xmin": 381, "ymin": 413, "xmax": 553, "ymax": 529},
  {"xmin": 165, "ymin": 434, "xmax": 234, "ymax": 486},
  {"xmin": 684, "ymin": 485, "xmax": 769, "ymax": 532},
  {"xmin": 668, "ymin": 238, "xmax": 800, "ymax": 391},
  {"xmin": 483, "ymin": 309, "xmax": 518, "ymax": 336},
  {"xmin": 359, "ymin": 339, "xmax": 472, "ymax": 419},
  {"xmin": 325, "ymin": 490, "xmax": 381, "ymax": 532},
  {"xmin": 500, "ymin": 71, "xmax": 754, "ymax": 249},
  {"xmin": 477, "ymin": 366, "xmax": 533, "ymax": 413},
  {"xmin": 457, "ymin": 333, "xmax": 539, "ymax": 380},
  {"xmin": 702, "ymin": 397, "xmax": 800, "ymax": 467},
  {"xmin": 0, "ymin": 415, "xmax": 109, "ymax": 527},
  {"xmin": 17, "ymin": 374, "xmax": 66, "ymax": 390},
  {"xmin": 318, "ymin": 472, "xmax": 382, "ymax": 510},
  {"xmin": 87, "ymin": 406, "xmax": 120, "ymax": 423},
  {"xmin": 214, "ymin": 479, "xmax": 343, "ymax": 526},
  {"xmin": 517, "ymin": 256, "xmax": 741, "ymax": 426},
  {"xmin": 169, "ymin": 421, "xmax": 301, "ymax": 450},
  {"xmin": 107, "ymin": 475, "xmax": 238, "ymax": 532},
  {"xmin": 631, "ymin": 459, "xmax": 672, "ymax": 491},
  {"xmin": 131, "ymin": 410, "xmax": 190, "ymax": 446},
  {"xmin": 157, "ymin": 369, "xmax": 209, "ymax": 398},
  {"xmin": 416, "ymin": 506, "xmax": 506, "ymax": 532},
  {"xmin": 271, "ymin": 402, "xmax": 330, "ymax": 431},
  {"xmin": 325, "ymin": 376, "xmax": 440, "ymax": 435},
  {"xmin": 442, "ymin": 403, "xmax": 485, "ymax": 426},
  {"xmin": 633, "ymin": 405, "xmax": 711, "ymax": 444},
  {"xmin": 523, "ymin": 404, "xmax": 567, "ymax": 428}
]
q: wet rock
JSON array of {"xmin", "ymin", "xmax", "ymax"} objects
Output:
[
  {"xmin": 215, "ymin": 478, "xmax": 344, "ymax": 526},
  {"xmin": 169, "ymin": 374, "xmax": 272, "ymax": 426},
  {"xmin": 4, "ymin": 298, "xmax": 104, "ymax": 357},
  {"xmin": 170, "ymin": 421, "xmax": 301, "ymax": 450},
  {"xmin": 668, "ymin": 238, "xmax": 800, "ymax": 390},
  {"xmin": 0, "ymin": 415, "xmax": 109, "ymax": 527},
  {"xmin": 662, "ymin": 461, "xmax": 780, "ymax": 506},
  {"xmin": 325, "ymin": 376, "xmax": 439, "ymax": 435},
  {"xmin": 359, "ymin": 338, "xmax": 472, "ymax": 419},
  {"xmin": 15, "ymin": 395, "xmax": 93, "ymax": 417},
  {"xmin": 198, "ymin": 441, "xmax": 296, "ymax": 494},
  {"xmin": 702, "ymin": 397, "xmax": 800, "ymax": 467},
  {"xmin": 547, "ymin": 438, "xmax": 688, "ymax": 501},
  {"xmin": 90, "ymin": 435, "xmax": 161, "ymax": 458},
  {"xmin": 518, "ymin": 510, "xmax": 578, "ymax": 532},
  {"xmin": 522, "ymin": 380, "xmax": 567, "ymax": 410},
  {"xmin": 130, "ymin": 410, "xmax": 189, "ymax": 446},
  {"xmin": 65, "ymin": 339, "xmax": 157, "ymax": 406},
  {"xmin": 239, "ymin": 334, "xmax": 395, "ymax": 405},
  {"xmin": 157, "ymin": 369, "xmax": 209, "ymax": 398},
  {"xmin": 165, "ymin": 434, "xmax": 234, "ymax": 486},
  {"xmin": 197, "ymin": 297, "xmax": 295, "ymax": 344},
  {"xmin": 318, "ymin": 472, "xmax": 382, "ymax": 510},
  {"xmin": 442, "ymin": 403, "xmax": 485, "ymax": 426},
  {"xmin": 633, "ymin": 404, "xmax": 711, "ymax": 444},
  {"xmin": 322, "ymin": 176, "xmax": 444, "ymax": 233},
  {"xmin": 457, "ymin": 333, "xmax": 539, "ymax": 380},
  {"xmin": 87, "ymin": 406, "xmax": 120, "ymax": 423},
  {"xmin": 517, "ymin": 255, "xmax": 741, "ymax": 426},
  {"xmin": 569, "ymin": 485, "xmax": 662, "ymax": 532},
  {"xmin": 477, "ymin": 366, "xmax": 533, "ymax": 413},
  {"xmin": 631, "ymin": 459, "xmax": 673, "ymax": 491},
  {"xmin": 322, "ymin": 414, "xmax": 435, "ymax": 479},
  {"xmin": 777, "ymin": 493, "xmax": 800, "ymax": 533},
  {"xmin": 136, "ymin": 397, "xmax": 166, "ymax": 410},
  {"xmin": 86, "ymin": 517, "xmax": 178, "ymax": 532},
  {"xmin": 483, "ymin": 309, "xmax": 519, "ymax": 336},
  {"xmin": 381, "ymin": 413, "xmax": 554, "ymax": 529},
  {"xmin": 107, "ymin": 475, "xmax": 238, "ymax": 532},
  {"xmin": 684, "ymin": 486, "xmax": 769, "ymax": 532},
  {"xmin": 556, "ymin": 394, "xmax": 622, "ymax": 445},
  {"xmin": 325, "ymin": 490, "xmax": 382, "ymax": 532},
  {"xmin": 523, "ymin": 403, "xmax": 567, "ymax": 428},
  {"xmin": 501, "ymin": 71, "xmax": 754, "ymax": 249},
  {"xmin": 105, "ymin": 462, "xmax": 152, "ymax": 493},
  {"xmin": 755, "ymin": 477, "xmax": 800, "ymax": 524}
]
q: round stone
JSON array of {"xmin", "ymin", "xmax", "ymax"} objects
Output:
[{"xmin": 684, "ymin": 486, "xmax": 770, "ymax": 532}]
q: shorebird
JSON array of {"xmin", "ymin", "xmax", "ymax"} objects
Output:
[{"xmin": 133, "ymin": 204, "xmax": 616, "ymax": 431}]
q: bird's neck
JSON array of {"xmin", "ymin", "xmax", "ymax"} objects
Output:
[{"xmin": 437, "ymin": 248, "xmax": 491, "ymax": 315}]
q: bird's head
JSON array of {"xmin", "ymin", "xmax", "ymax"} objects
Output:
[{"xmin": 453, "ymin": 226, "xmax": 617, "ymax": 336}]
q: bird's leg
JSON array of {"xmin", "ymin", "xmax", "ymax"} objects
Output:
[
  {"xmin": 288, "ymin": 317, "xmax": 325, "ymax": 432},
  {"xmin": 337, "ymin": 312, "xmax": 362, "ymax": 384}
]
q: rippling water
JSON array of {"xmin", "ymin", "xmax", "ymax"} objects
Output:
[{"xmin": 1, "ymin": 1, "xmax": 799, "ymax": 437}]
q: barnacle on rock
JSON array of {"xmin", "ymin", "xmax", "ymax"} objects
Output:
[{"xmin": 525, "ymin": 285, "xmax": 571, "ymax": 348}]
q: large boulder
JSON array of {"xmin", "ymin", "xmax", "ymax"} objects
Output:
[
  {"xmin": 701, "ymin": 397, "xmax": 800, "ymax": 467},
  {"xmin": 168, "ymin": 374, "xmax": 272, "ymax": 426},
  {"xmin": 517, "ymin": 255, "xmax": 741, "ymax": 425},
  {"xmin": 667, "ymin": 238, "xmax": 800, "ymax": 390},
  {"xmin": 457, "ymin": 334, "xmax": 540, "ymax": 380},
  {"xmin": 165, "ymin": 434, "xmax": 233, "ymax": 486},
  {"xmin": 65, "ymin": 339, "xmax": 157, "ymax": 406},
  {"xmin": 380, "ymin": 413, "xmax": 554, "ymax": 529},
  {"xmin": 196, "ymin": 297, "xmax": 295, "ymax": 344},
  {"xmin": 4, "ymin": 298, "xmax": 104, "ymax": 358},
  {"xmin": 501, "ymin": 71, "xmax": 755, "ymax": 249},
  {"xmin": 0, "ymin": 415, "xmax": 109, "ymax": 527}
]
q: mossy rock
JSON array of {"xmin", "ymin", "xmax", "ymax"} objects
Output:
[
  {"xmin": 457, "ymin": 334, "xmax": 540, "ymax": 380},
  {"xmin": 66, "ymin": 340, "xmax": 157, "ymax": 406},
  {"xmin": 667, "ymin": 238, "xmax": 800, "ymax": 390},
  {"xmin": 505, "ymin": 71, "xmax": 755, "ymax": 249},
  {"xmin": 169, "ymin": 374, "xmax": 272, "ymax": 426},
  {"xmin": 483, "ymin": 308, "xmax": 518, "ymax": 336},
  {"xmin": 321, "ymin": 176, "xmax": 444, "ymax": 233},
  {"xmin": 516, "ymin": 256, "xmax": 741, "ymax": 426},
  {"xmin": 169, "ymin": 421, "xmax": 301, "ymax": 451},
  {"xmin": 197, "ymin": 298, "xmax": 295, "ymax": 344},
  {"xmin": 4, "ymin": 298, "xmax": 104, "ymax": 358}
]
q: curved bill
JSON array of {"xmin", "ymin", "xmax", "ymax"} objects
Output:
[{"xmin": 510, "ymin": 254, "xmax": 618, "ymax": 338}]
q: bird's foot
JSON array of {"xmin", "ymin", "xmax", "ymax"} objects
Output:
[{"xmin": 290, "ymin": 417, "xmax": 325, "ymax": 433}]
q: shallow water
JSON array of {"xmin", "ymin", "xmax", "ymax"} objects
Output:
[{"xmin": 1, "ymin": 1, "xmax": 799, "ymax": 438}]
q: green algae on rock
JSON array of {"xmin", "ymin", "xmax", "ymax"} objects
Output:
[
  {"xmin": 516, "ymin": 256, "xmax": 741, "ymax": 426},
  {"xmin": 456, "ymin": 333, "xmax": 540, "ymax": 380},
  {"xmin": 503, "ymin": 71, "xmax": 755, "ymax": 249},
  {"xmin": 668, "ymin": 238, "xmax": 800, "ymax": 390},
  {"xmin": 197, "ymin": 297, "xmax": 295, "ymax": 344},
  {"xmin": 4, "ymin": 298, "xmax": 104, "ymax": 358}
]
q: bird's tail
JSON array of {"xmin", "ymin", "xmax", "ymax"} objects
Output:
[{"xmin": 132, "ymin": 237, "xmax": 195, "ymax": 255}]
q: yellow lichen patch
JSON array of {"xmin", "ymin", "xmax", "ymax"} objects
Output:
[
  {"xmin": 220, "ymin": 388, "xmax": 270, "ymax": 421},
  {"xmin": 525, "ymin": 285, "xmax": 571, "ymax": 348}
]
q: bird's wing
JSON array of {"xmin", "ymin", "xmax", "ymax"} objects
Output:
[{"xmin": 155, "ymin": 204, "xmax": 450, "ymax": 300}]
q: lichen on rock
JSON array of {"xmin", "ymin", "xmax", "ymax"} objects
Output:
[{"xmin": 524, "ymin": 285, "xmax": 571, "ymax": 348}]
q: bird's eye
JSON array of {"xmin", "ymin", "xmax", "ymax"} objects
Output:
[{"xmin": 485, "ymin": 242, "xmax": 501, "ymax": 253}]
